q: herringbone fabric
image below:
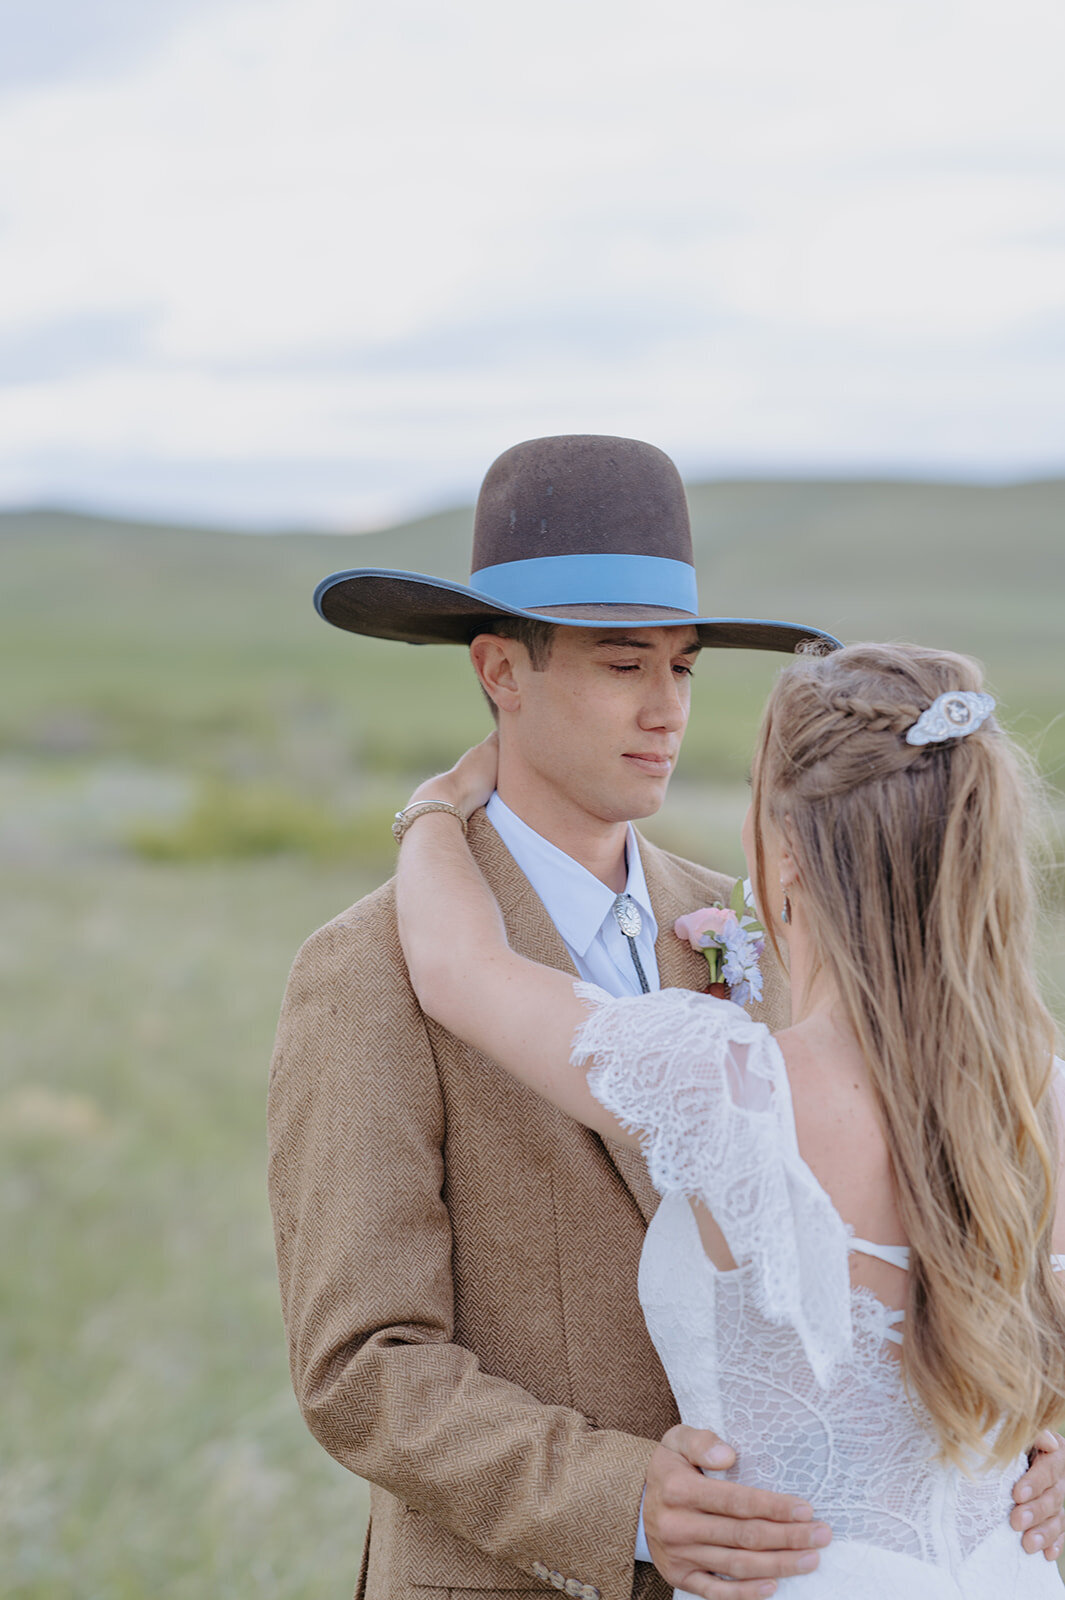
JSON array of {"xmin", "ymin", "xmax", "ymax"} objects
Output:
[{"xmin": 267, "ymin": 813, "xmax": 789, "ymax": 1600}]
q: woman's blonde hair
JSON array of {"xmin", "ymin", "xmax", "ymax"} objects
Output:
[{"xmin": 751, "ymin": 641, "xmax": 1065, "ymax": 1469}]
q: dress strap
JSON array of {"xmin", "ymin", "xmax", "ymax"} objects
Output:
[
  {"xmin": 882, "ymin": 1308, "xmax": 906, "ymax": 1347},
  {"xmin": 849, "ymin": 1236, "xmax": 911, "ymax": 1271},
  {"xmin": 850, "ymin": 1240, "xmax": 908, "ymax": 1346},
  {"xmin": 853, "ymin": 1241, "xmax": 1063, "ymax": 1273}
]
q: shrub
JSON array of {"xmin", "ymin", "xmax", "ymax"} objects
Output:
[{"xmin": 126, "ymin": 781, "xmax": 396, "ymax": 865}]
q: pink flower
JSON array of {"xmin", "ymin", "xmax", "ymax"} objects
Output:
[{"xmin": 673, "ymin": 906, "xmax": 738, "ymax": 951}]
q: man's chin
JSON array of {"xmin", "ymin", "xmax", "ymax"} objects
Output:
[{"xmin": 610, "ymin": 776, "xmax": 672, "ymax": 823}]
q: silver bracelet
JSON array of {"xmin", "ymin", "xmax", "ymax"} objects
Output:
[{"xmin": 392, "ymin": 801, "xmax": 469, "ymax": 843}]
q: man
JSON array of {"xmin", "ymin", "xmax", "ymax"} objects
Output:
[{"xmin": 268, "ymin": 436, "xmax": 1065, "ymax": 1600}]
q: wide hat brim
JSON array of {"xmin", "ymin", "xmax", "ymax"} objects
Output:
[{"xmin": 314, "ymin": 568, "xmax": 841, "ymax": 654}]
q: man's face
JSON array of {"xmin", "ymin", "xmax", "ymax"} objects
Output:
[{"xmin": 500, "ymin": 624, "xmax": 701, "ymax": 828}]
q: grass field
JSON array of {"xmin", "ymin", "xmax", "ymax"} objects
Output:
[
  {"xmin": 2, "ymin": 482, "xmax": 1063, "ymax": 1595},
  {"xmin": 2, "ymin": 854, "xmax": 370, "ymax": 1598}
]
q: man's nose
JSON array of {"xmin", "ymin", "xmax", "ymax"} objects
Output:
[{"xmin": 638, "ymin": 668, "xmax": 688, "ymax": 731}]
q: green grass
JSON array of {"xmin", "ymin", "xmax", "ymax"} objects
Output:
[
  {"xmin": 0, "ymin": 856, "xmax": 372, "ymax": 1598},
  {"xmin": 2, "ymin": 484, "xmax": 1063, "ymax": 1593},
  {"xmin": 127, "ymin": 780, "xmax": 398, "ymax": 868}
]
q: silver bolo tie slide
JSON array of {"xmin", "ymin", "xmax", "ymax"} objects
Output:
[{"xmin": 611, "ymin": 894, "xmax": 650, "ymax": 994}]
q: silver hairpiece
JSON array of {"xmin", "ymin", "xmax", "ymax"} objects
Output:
[{"xmin": 904, "ymin": 691, "xmax": 996, "ymax": 746}]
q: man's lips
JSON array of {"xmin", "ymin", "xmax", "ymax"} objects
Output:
[{"xmin": 622, "ymin": 752, "xmax": 675, "ymax": 775}]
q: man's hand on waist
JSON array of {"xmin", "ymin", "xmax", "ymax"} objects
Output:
[{"xmin": 642, "ymin": 1424, "xmax": 831, "ymax": 1600}]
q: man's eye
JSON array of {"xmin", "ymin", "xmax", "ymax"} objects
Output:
[
  {"xmin": 673, "ymin": 663, "xmax": 694, "ymax": 677},
  {"xmin": 609, "ymin": 662, "xmax": 641, "ymax": 673}
]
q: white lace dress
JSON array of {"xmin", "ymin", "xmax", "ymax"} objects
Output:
[{"xmin": 573, "ymin": 985, "xmax": 1064, "ymax": 1599}]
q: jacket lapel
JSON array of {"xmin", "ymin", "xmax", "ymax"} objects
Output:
[
  {"xmin": 641, "ymin": 835, "xmax": 718, "ymax": 995},
  {"xmin": 642, "ymin": 830, "xmax": 792, "ymax": 1032},
  {"xmin": 468, "ymin": 815, "xmax": 764, "ymax": 1226},
  {"xmin": 472, "ymin": 813, "xmax": 715, "ymax": 990},
  {"xmin": 470, "ymin": 811, "xmax": 580, "ymax": 976},
  {"xmin": 469, "ymin": 812, "xmax": 663, "ymax": 1223}
]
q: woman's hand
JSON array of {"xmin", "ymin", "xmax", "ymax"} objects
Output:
[{"xmin": 407, "ymin": 732, "xmax": 499, "ymax": 821}]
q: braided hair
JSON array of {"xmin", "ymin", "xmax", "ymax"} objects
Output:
[{"xmin": 750, "ymin": 641, "xmax": 1064, "ymax": 1469}]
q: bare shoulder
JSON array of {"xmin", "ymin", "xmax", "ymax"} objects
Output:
[
  {"xmin": 774, "ymin": 1021, "xmax": 871, "ymax": 1108},
  {"xmin": 775, "ymin": 1021, "xmax": 900, "ymax": 1239}
]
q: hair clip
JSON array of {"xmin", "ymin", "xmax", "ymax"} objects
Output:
[{"xmin": 904, "ymin": 691, "xmax": 996, "ymax": 746}]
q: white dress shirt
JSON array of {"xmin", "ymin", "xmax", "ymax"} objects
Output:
[
  {"xmin": 485, "ymin": 793, "xmax": 660, "ymax": 995},
  {"xmin": 485, "ymin": 791, "xmax": 658, "ymax": 1563}
]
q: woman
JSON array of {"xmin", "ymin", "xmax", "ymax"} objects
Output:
[{"xmin": 393, "ymin": 642, "xmax": 1065, "ymax": 1597}]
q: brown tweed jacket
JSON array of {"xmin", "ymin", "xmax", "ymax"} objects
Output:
[{"xmin": 268, "ymin": 812, "xmax": 789, "ymax": 1600}]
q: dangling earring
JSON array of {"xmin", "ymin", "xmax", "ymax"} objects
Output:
[{"xmin": 780, "ymin": 881, "xmax": 791, "ymax": 925}]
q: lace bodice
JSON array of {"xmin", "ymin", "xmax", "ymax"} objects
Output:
[{"xmin": 573, "ymin": 985, "xmax": 1064, "ymax": 1598}]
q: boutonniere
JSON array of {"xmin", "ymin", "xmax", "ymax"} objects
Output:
[{"xmin": 674, "ymin": 878, "xmax": 765, "ymax": 1006}]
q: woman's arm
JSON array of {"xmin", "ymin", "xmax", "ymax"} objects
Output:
[{"xmin": 395, "ymin": 738, "xmax": 636, "ymax": 1146}]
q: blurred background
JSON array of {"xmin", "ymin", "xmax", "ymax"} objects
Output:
[{"xmin": 2, "ymin": 2, "xmax": 1063, "ymax": 1595}]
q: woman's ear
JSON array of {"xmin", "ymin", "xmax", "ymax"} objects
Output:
[
  {"xmin": 778, "ymin": 820, "xmax": 801, "ymax": 892},
  {"xmin": 469, "ymin": 634, "xmax": 523, "ymax": 715},
  {"xmin": 779, "ymin": 850, "xmax": 800, "ymax": 892}
]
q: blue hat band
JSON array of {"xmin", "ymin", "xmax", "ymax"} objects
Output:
[{"xmin": 470, "ymin": 553, "xmax": 699, "ymax": 613}]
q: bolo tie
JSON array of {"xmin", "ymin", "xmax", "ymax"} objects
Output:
[{"xmin": 611, "ymin": 894, "xmax": 650, "ymax": 994}]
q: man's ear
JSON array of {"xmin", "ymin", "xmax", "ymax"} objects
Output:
[{"xmin": 470, "ymin": 634, "xmax": 523, "ymax": 715}]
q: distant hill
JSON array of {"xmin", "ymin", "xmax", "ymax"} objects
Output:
[{"xmin": 2, "ymin": 480, "xmax": 1062, "ymax": 786}]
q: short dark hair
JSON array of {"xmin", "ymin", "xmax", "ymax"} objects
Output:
[{"xmin": 481, "ymin": 616, "xmax": 556, "ymax": 670}]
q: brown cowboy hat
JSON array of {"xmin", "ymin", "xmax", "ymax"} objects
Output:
[{"xmin": 315, "ymin": 434, "xmax": 840, "ymax": 653}]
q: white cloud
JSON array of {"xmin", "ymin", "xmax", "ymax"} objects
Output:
[{"xmin": 1, "ymin": 0, "xmax": 1063, "ymax": 523}]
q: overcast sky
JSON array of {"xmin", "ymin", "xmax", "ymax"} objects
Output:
[{"xmin": 1, "ymin": 0, "xmax": 1063, "ymax": 528}]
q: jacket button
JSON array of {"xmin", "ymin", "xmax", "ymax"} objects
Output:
[
  {"xmin": 564, "ymin": 1581, "xmax": 584, "ymax": 1597},
  {"xmin": 580, "ymin": 1588, "xmax": 601, "ymax": 1600},
  {"xmin": 549, "ymin": 1573, "xmax": 565, "ymax": 1590},
  {"xmin": 531, "ymin": 1563, "xmax": 549, "ymax": 1582}
]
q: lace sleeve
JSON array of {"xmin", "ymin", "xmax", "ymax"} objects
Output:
[{"xmin": 573, "ymin": 983, "xmax": 853, "ymax": 1386}]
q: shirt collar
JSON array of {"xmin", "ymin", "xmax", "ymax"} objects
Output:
[{"xmin": 485, "ymin": 792, "xmax": 657, "ymax": 959}]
